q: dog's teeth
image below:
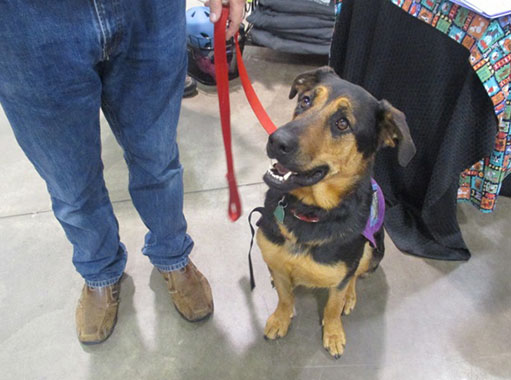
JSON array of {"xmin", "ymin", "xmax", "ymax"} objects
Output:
[
  {"xmin": 283, "ymin": 172, "xmax": 292, "ymax": 180},
  {"xmin": 270, "ymin": 171, "xmax": 282, "ymax": 181}
]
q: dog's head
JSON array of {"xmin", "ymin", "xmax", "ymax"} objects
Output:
[{"xmin": 264, "ymin": 67, "xmax": 415, "ymax": 207}]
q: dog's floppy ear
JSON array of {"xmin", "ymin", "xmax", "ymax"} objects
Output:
[
  {"xmin": 377, "ymin": 99, "xmax": 416, "ymax": 167},
  {"xmin": 289, "ymin": 66, "xmax": 335, "ymax": 99}
]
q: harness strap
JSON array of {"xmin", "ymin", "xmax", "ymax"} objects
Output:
[{"xmin": 362, "ymin": 179, "xmax": 385, "ymax": 247}]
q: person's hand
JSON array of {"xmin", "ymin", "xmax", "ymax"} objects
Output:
[{"xmin": 206, "ymin": 0, "xmax": 246, "ymax": 40}]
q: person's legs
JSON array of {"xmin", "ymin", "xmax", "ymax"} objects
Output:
[
  {"xmin": 100, "ymin": 0, "xmax": 192, "ymax": 271},
  {"xmin": 0, "ymin": 0, "xmax": 126, "ymax": 286},
  {"xmin": 0, "ymin": 0, "xmax": 126, "ymax": 343},
  {"xmin": 99, "ymin": 0, "xmax": 213, "ymax": 320}
]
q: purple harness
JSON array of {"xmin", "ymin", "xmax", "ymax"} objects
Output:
[{"xmin": 362, "ymin": 179, "xmax": 385, "ymax": 247}]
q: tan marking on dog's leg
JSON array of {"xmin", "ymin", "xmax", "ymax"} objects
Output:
[
  {"xmin": 357, "ymin": 243, "xmax": 374, "ymax": 279},
  {"xmin": 264, "ymin": 274, "xmax": 295, "ymax": 340},
  {"xmin": 343, "ymin": 244, "xmax": 372, "ymax": 315},
  {"xmin": 322, "ymin": 286, "xmax": 348, "ymax": 358},
  {"xmin": 342, "ymin": 277, "xmax": 357, "ymax": 315}
]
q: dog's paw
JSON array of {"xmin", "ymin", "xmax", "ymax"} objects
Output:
[
  {"xmin": 342, "ymin": 290, "xmax": 357, "ymax": 315},
  {"xmin": 322, "ymin": 320, "xmax": 346, "ymax": 359},
  {"xmin": 264, "ymin": 312, "xmax": 292, "ymax": 340}
]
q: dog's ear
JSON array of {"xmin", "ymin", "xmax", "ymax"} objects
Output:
[
  {"xmin": 377, "ymin": 99, "xmax": 416, "ymax": 167},
  {"xmin": 289, "ymin": 66, "xmax": 336, "ymax": 99}
]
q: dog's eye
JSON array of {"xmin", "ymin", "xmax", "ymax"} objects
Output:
[
  {"xmin": 336, "ymin": 118, "xmax": 350, "ymax": 131},
  {"xmin": 300, "ymin": 96, "xmax": 311, "ymax": 108}
]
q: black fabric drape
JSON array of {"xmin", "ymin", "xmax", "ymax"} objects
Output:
[
  {"xmin": 500, "ymin": 175, "xmax": 511, "ymax": 197},
  {"xmin": 329, "ymin": 0, "xmax": 498, "ymax": 260}
]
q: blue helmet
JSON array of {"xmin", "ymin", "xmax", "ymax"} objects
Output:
[{"xmin": 186, "ymin": 6, "xmax": 214, "ymax": 49}]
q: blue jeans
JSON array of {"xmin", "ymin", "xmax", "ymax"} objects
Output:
[{"xmin": 0, "ymin": 0, "xmax": 194, "ymax": 287}]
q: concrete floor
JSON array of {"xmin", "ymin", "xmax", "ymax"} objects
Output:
[{"xmin": 1, "ymin": 45, "xmax": 511, "ymax": 380}]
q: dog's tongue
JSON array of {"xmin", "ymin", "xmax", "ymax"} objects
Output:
[{"xmin": 275, "ymin": 162, "xmax": 291, "ymax": 176}]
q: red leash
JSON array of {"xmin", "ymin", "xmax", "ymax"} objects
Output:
[
  {"xmin": 214, "ymin": 7, "xmax": 241, "ymax": 221},
  {"xmin": 214, "ymin": 6, "xmax": 277, "ymax": 221},
  {"xmin": 234, "ymin": 29, "xmax": 277, "ymax": 135}
]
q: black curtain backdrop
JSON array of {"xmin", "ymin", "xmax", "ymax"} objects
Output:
[{"xmin": 329, "ymin": 0, "xmax": 498, "ymax": 260}]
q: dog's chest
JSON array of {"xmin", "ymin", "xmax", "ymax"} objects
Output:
[{"xmin": 257, "ymin": 228, "xmax": 348, "ymax": 288}]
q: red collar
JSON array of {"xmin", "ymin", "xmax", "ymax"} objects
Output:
[{"xmin": 291, "ymin": 209, "xmax": 320, "ymax": 223}]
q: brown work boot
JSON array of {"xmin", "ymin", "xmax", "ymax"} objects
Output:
[
  {"xmin": 75, "ymin": 279, "xmax": 121, "ymax": 344},
  {"xmin": 160, "ymin": 260, "xmax": 213, "ymax": 322}
]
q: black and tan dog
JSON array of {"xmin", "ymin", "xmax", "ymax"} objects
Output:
[{"xmin": 256, "ymin": 67, "xmax": 415, "ymax": 358}]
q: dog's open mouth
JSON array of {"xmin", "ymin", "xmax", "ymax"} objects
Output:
[{"xmin": 263, "ymin": 160, "xmax": 329, "ymax": 190}]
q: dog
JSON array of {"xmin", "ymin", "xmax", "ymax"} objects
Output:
[{"xmin": 255, "ymin": 66, "xmax": 415, "ymax": 358}]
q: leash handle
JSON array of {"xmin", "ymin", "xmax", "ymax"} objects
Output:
[{"xmin": 214, "ymin": 6, "xmax": 242, "ymax": 221}]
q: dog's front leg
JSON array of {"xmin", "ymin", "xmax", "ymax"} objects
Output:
[
  {"xmin": 264, "ymin": 273, "xmax": 294, "ymax": 340},
  {"xmin": 322, "ymin": 286, "xmax": 348, "ymax": 358},
  {"xmin": 342, "ymin": 276, "xmax": 357, "ymax": 315}
]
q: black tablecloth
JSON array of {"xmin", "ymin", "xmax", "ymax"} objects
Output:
[{"xmin": 329, "ymin": 0, "xmax": 498, "ymax": 260}]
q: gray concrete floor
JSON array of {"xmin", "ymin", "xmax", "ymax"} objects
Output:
[{"xmin": 1, "ymin": 45, "xmax": 511, "ymax": 380}]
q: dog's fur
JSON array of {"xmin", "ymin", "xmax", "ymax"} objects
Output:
[{"xmin": 256, "ymin": 67, "xmax": 415, "ymax": 358}]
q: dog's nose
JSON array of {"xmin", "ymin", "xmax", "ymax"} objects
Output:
[{"xmin": 268, "ymin": 128, "xmax": 297, "ymax": 156}]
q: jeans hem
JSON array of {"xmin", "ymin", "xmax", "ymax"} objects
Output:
[
  {"xmin": 153, "ymin": 256, "xmax": 189, "ymax": 272},
  {"xmin": 85, "ymin": 273, "xmax": 123, "ymax": 288}
]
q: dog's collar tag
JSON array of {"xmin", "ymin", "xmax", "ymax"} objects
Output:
[{"xmin": 273, "ymin": 197, "xmax": 287, "ymax": 224}]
